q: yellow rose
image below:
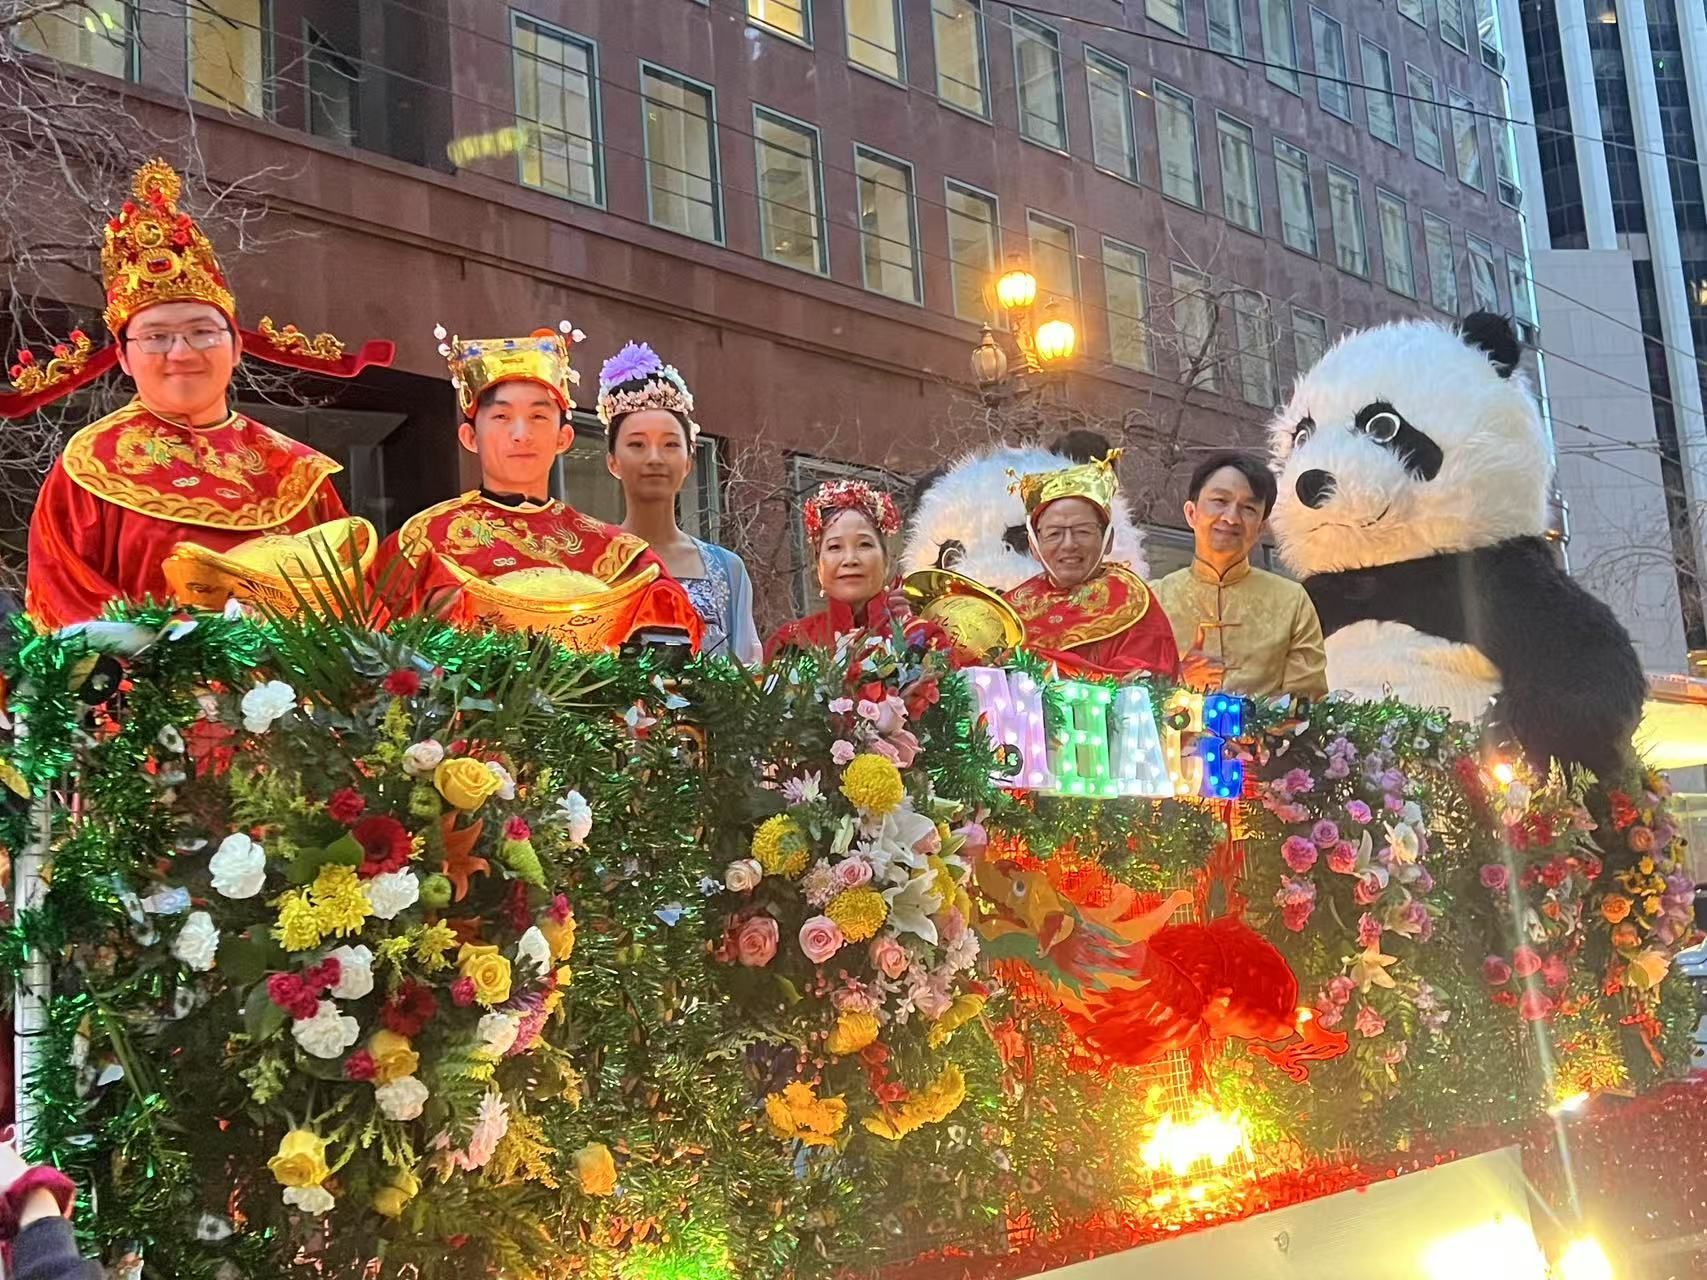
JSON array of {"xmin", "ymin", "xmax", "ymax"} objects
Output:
[
  {"xmin": 371, "ymin": 1167, "xmax": 420, "ymax": 1219},
  {"xmin": 572, "ymin": 1142, "xmax": 618, "ymax": 1197},
  {"xmin": 268, "ymin": 1129, "xmax": 331, "ymax": 1188},
  {"xmin": 458, "ymin": 942, "xmax": 513, "ymax": 1006},
  {"xmin": 368, "ymin": 1029, "xmax": 419, "ymax": 1084},
  {"xmin": 541, "ymin": 913, "xmax": 576, "ymax": 961},
  {"xmin": 433, "ymin": 758, "xmax": 503, "ymax": 811},
  {"xmin": 825, "ymin": 1010, "xmax": 880, "ymax": 1056}
]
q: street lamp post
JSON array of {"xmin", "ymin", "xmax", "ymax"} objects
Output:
[{"xmin": 971, "ymin": 259, "xmax": 1076, "ymax": 406}]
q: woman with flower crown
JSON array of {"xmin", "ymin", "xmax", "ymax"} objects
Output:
[
  {"xmin": 598, "ymin": 342, "xmax": 761, "ymax": 663},
  {"xmin": 764, "ymin": 479, "xmax": 905, "ymax": 659}
]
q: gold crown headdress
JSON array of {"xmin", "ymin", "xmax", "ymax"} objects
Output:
[
  {"xmin": 1014, "ymin": 449, "xmax": 1124, "ymax": 522},
  {"xmin": 596, "ymin": 342, "xmax": 701, "ymax": 444},
  {"xmin": 435, "ymin": 323, "xmax": 584, "ymax": 418},
  {"xmin": 101, "ymin": 160, "xmax": 236, "ymax": 335}
]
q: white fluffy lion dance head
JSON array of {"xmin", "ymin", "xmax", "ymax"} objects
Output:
[{"xmin": 902, "ymin": 431, "xmax": 1147, "ymax": 590}]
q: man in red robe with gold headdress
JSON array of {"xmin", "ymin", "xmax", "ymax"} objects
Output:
[
  {"xmin": 18, "ymin": 162, "xmax": 380, "ymax": 630},
  {"xmin": 1004, "ymin": 450, "xmax": 1180, "ymax": 679},
  {"xmin": 373, "ymin": 325, "xmax": 698, "ymax": 651}
]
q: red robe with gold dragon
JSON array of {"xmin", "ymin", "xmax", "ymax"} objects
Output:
[{"xmin": 1004, "ymin": 561, "xmax": 1181, "ymax": 679}]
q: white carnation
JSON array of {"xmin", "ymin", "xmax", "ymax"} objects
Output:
[
  {"xmin": 376, "ymin": 1074, "xmax": 430, "ymax": 1121},
  {"xmin": 557, "ymin": 789, "xmax": 593, "ymax": 845},
  {"xmin": 291, "ymin": 1000, "xmax": 359, "ymax": 1059},
  {"xmin": 724, "ymin": 858, "xmax": 763, "ymax": 893},
  {"xmin": 171, "ymin": 911, "xmax": 220, "ymax": 972},
  {"xmin": 208, "ymin": 832, "xmax": 266, "ymax": 899},
  {"xmin": 325, "ymin": 944, "xmax": 375, "ymax": 1000},
  {"xmin": 365, "ymin": 869, "xmax": 420, "ymax": 920},
  {"xmin": 282, "ymin": 1184, "xmax": 334, "ymax": 1216},
  {"xmin": 477, "ymin": 1011, "xmax": 521, "ymax": 1058},
  {"xmin": 402, "ymin": 740, "xmax": 446, "ymax": 777},
  {"xmin": 240, "ymin": 680, "xmax": 297, "ymax": 733},
  {"xmin": 485, "ymin": 760, "xmax": 517, "ymax": 800},
  {"xmin": 514, "ymin": 926, "xmax": 551, "ymax": 979}
]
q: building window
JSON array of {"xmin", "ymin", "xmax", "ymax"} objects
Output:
[
  {"xmin": 1207, "ymin": 0, "xmax": 1244, "ymax": 56},
  {"xmin": 946, "ymin": 181, "xmax": 1000, "ymax": 322},
  {"xmin": 748, "ymin": 0, "xmax": 810, "ymax": 42},
  {"xmin": 1476, "ymin": 0, "xmax": 1503, "ymax": 69},
  {"xmin": 1086, "ymin": 49, "xmax": 1138, "ymax": 182},
  {"xmin": 1171, "ymin": 266, "xmax": 1220, "ymax": 392},
  {"xmin": 189, "ymin": 0, "xmax": 266, "ymax": 116},
  {"xmin": 1423, "ymin": 213, "xmax": 1458, "ymax": 313},
  {"xmin": 846, "ymin": 0, "xmax": 903, "ymax": 80},
  {"xmin": 642, "ymin": 65, "xmax": 721, "ymax": 243},
  {"xmin": 1262, "ymin": 0, "xmax": 1301, "ymax": 93},
  {"xmin": 514, "ymin": 17, "xmax": 601, "ymax": 205},
  {"xmin": 1448, "ymin": 90, "xmax": 1485, "ymax": 191},
  {"xmin": 1292, "ymin": 307, "xmax": 1328, "ymax": 377},
  {"xmin": 1154, "ymin": 81, "xmax": 1201, "ymax": 207},
  {"xmin": 1377, "ymin": 189, "xmax": 1415, "ymax": 297},
  {"xmin": 1440, "ymin": 0, "xmax": 1469, "ymax": 50},
  {"xmin": 1146, "ymin": 0, "xmax": 1186, "ymax": 33},
  {"xmin": 1013, "ymin": 15, "xmax": 1066, "ymax": 150},
  {"xmin": 932, "ymin": 0, "xmax": 987, "ymax": 117},
  {"xmin": 1233, "ymin": 290, "xmax": 1278, "ymax": 407},
  {"xmin": 15, "ymin": 0, "xmax": 131, "ymax": 78},
  {"xmin": 1310, "ymin": 9, "xmax": 1350, "ymax": 120},
  {"xmin": 1506, "ymin": 251, "xmax": 1537, "ymax": 328},
  {"xmin": 754, "ymin": 108, "xmax": 827, "ymax": 274},
  {"xmin": 1274, "ymin": 139, "xmax": 1317, "ymax": 256},
  {"xmin": 306, "ymin": 26, "xmax": 359, "ymax": 147},
  {"xmin": 1217, "ymin": 114, "xmax": 1261, "ymax": 233},
  {"xmin": 1027, "ymin": 211, "xmax": 1079, "ymax": 322},
  {"xmin": 1327, "ymin": 166, "xmax": 1367, "ymax": 276},
  {"xmin": 1103, "ymin": 239, "xmax": 1151, "ymax": 372},
  {"xmin": 1360, "ymin": 38, "xmax": 1398, "ymax": 146},
  {"xmin": 856, "ymin": 147, "xmax": 920, "ymax": 303},
  {"xmin": 1494, "ymin": 121, "xmax": 1521, "ymax": 206},
  {"xmin": 1406, "ymin": 65, "xmax": 1444, "ymax": 170},
  {"xmin": 1398, "ymin": 0, "xmax": 1427, "ymax": 25},
  {"xmin": 1467, "ymin": 235, "xmax": 1500, "ymax": 310}
]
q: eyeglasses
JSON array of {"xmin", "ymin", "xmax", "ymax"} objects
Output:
[{"xmin": 124, "ymin": 326, "xmax": 231, "ymax": 355}]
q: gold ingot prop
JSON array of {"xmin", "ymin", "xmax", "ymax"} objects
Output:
[
  {"xmin": 162, "ymin": 518, "xmax": 377, "ymax": 616},
  {"xmin": 458, "ymin": 562, "xmax": 703, "ymax": 654},
  {"xmin": 902, "ymin": 569, "xmax": 1025, "ymax": 663}
]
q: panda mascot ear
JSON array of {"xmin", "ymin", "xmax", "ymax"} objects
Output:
[
  {"xmin": 1458, "ymin": 310, "xmax": 1522, "ymax": 379},
  {"xmin": 910, "ymin": 465, "xmax": 948, "ymax": 511},
  {"xmin": 1052, "ymin": 428, "xmax": 1113, "ymax": 463}
]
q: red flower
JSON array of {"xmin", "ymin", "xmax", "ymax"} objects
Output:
[
  {"xmin": 504, "ymin": 879, "xmax": 531, "ymax": 933},
  {"xmin": 1518, "ymin": 989, "xmax": 1556, "ymax": 1022},
  {"xmin": 874, "ymin": 1081, "xmax": 908, "ymax": 1104},
  {"xmin": 381, "ymin": 981, "xmax": 439, "ymax": 1037},
  {"xmin": 504, "ymin": 817, "xmax": 532, "ymax": 842},
  {"xmin": 1608, "ymin": 791, "xmax": 1638, "ymax": 830},
  {"xmin": 450, "ymin": 977, "xmax": 477, "ymax": 1007},
  {"xmin": 1482, "ymin": 955, "xmax": 1512, "ymax": 985},
  {"xmin": 547, "ymin": 893, "xmax": 571, "ymax": 925},
  {"xmin": 353, "ymin": 815, "xmax": 412, "ymax": 878},
  {"xmin": 904, "ymin": 676, "xmax": 942, "ymax": 720},
  {"xmin": 15, "ymin": 350, "xmax": 33, "ymax": 367},
  {"xmin": 305, "ymin": 957, "xmax": 342, "ymax": 994},
  {"xmin": 327, "ymin": 788, "xmax": 367, "ymax": 825},
  {"xmin": 1511, "ymin": 946, "xmax": 1544, "ymax": 979},
  {"xmin": 343, "ymin": 1050, "xmax": 377, "ymax": 1082},
  {"xmin": 186, "ymin": 718, "xmax": 236, "ymax": 778},
  {"xmin": 383, "ymin": 669, "xmax": 422, "ymax": 697},
  {"xmin": 266, "ymin": 974, "xmax": 319, "ymax": 1021}
]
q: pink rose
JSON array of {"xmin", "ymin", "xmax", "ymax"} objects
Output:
[
  {"xmin": 831, "ymin": 740, "xmax": 856, "ymax": 765},
  {"xmin": 1326, "ymin": 975, "xmax": 1354, "ymax": 1004},
  {"xmin": 1354, "ymin": 1005, "xmax": 1386, "ymax": 1038},
  {"xmin": 1482, "ymin": 955, "xmax": 1512, "ymax": 985},
  {"xmin": 1281, "ymin": 901, "xmax": 1313, "ymax": 932},
  {"xmin": 1479, "ymin": 863, "xmax": 1510, "ymax": 893},
  {"xmin": 873, "ymin": 696, "xmax": 908, "ymax": 736},
  {"xmin": 1274, "ymin": 803, "xmax": 1311, "ymax": 824},
  {"xmin": 869, "ymin": 935, "xmax": 909, "ymax": 978},
  {"xmin": 1282, "ymin": 835, "xmax": 1319, "ymax": 873},
  {"xmin": 1326, "ymin": 841, "xmax": 1358, "ymax": 875},
  {"xmin": 832, "ymin": 858, "xmax": 874, "ymax": 891},
  {"xmin": 1314, "ymin": 1000, "xmax": 1344, "ymax": 1029},
  {"xmin": 880, "ymin": 729, "xmax": 922, "ymax": 768},
  {"xmin": 1627, "ymin": 825, "xmax": 1656, "ymax": 854},
  {"xmin": 1345, "ymin": 800, "xmax": 1373, "ymax": 825},
  {"xmin": 1311, "ymin": 820, "xmax": 1340, "ymax": 848},
  {"xmin": 1511, "ymin": 945, "xmax": 1543, "ymax": 979},
  {"xmin": 799, "ymin": 915, "xmax": 846, "ymax": 964},
  {"xmin": 1542, "ymin": 954, "xmax": 1569, "ymax": 991},
  {"xmin": 1353, "ymin": 872, "xmax": 1384, "ymax": 905},
  {"xmin": 735, "ymin": 916, "xmax": 779, "ymax": 968},
  {"xmin": 1518, "ymin": 989, "xmax": 1556, "ymax": 1022},
  {"xmin": 856, "ymin": 699, "xmax": 882, "ymax": 722}
]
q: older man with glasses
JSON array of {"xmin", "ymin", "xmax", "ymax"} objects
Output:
[{"xmin": 22, "ymin": 162, "xmax": 353, "ymax": 630}]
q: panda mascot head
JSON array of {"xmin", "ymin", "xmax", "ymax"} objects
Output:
[
  {"xmin": 1269, "ymin": 311, "xmax": 1645, "ymax": 778},
  {"xmin": 903, "ymin": 431, "xmax": 1147, "ymax": 590}
]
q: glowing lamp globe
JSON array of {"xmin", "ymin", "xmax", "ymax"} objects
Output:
[
  {"xmin": 1034, "ymin": 315, "xmax": 1077, "ymax": 365},
  {"xmin": 970, "ymin": 325, "xmax": 1009, "ymax": 386},
  {"xmin": 996, "ymin": 267, "xmax": 1038, "ymax": 312}
]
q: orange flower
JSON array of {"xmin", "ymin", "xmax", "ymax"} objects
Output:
[{"xmin": 1600, "ymin": 894, "xmax": 1632, "ymax": 924}]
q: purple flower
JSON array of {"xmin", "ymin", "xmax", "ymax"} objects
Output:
[
  {"xmin": 1383, "ymin": 792, "xmax": 1406, "ymax": 813},
  {"xmin": 1357, "ymin": 912, "xmax": 1383, "ymax": 948},
  {"xmin": 1412, "ymin": 867, "xmax": 1435, "ymax": 894},
  {"xmin": 599, "ymin": 340, "xmax": 664, "ymax": 389},
  {"xmin": 1275, "ymin": 876, "xmax": 1317, "ymax": 908},
  {"xmin": 1399, "ymin": 900, "xmax": 1433, "ymax": 942},
  {"xmin": 1379, "ymin": 768, "xmax": 1406, "ymax": 794},
  {"xmin": 1354, "ymin": 1005, "xmax": 1387, "ymax": 1038},
  {"xmin": 1311, "ymin": 819, "xmax": 1340, "ymax": 848},
  {"xmin": 1345, "ymin": 800, "xmax": 1373, "ymax": 825},
  {"xmin": 1283, "ymin": 768, "xmax": 1315, "ymax": 796},
  {"xmin": 1324, "ymin": 756, "xmax": 1350, "ymax": 780},
  {"xmin": 1282, "ymin": 835, "xmax": 1320, "ymax": 873},
  {"xmin": 1483, "ymin": 955, "xmax": 1512, "ymax": 984},
  {"xmin": 1327, "ymin": 840, "xmax": 1358, "ymax": 875},
  {"xmin": 1315, "ymin": 1000, "xmax": 1344, "ymax": 1029},
  {"xmin": 1479, "ymin": 864, "xmax": 1510, "ymax": 893},
  {"xmin": 1326, "ymin": 975, "xmax": 1355, "ymax": 1004}
]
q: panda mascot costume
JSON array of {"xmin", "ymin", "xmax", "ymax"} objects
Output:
[
  {"xmin": 1268, "ymin": 310, "xmax": 1645, "ymax": 778},
  {"xmin": 903, "ymin": 431, "xmax": 1148, "ymax": 588}
]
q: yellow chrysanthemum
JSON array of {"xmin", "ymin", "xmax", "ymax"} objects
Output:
[
  {"xmin": 824, "ymin": 887, "xmax": 887, "ymax": 944},
  {"xmin": 414, "ymin": 921, "xmax": 459, "ymax": 972},
  {"xmin": 274, "ymin": 890, "xmax": 323, "ymax": 953},
  {"xmin": 862, "ymin": 1065, "xmax": 966, "ymax": 1142},
  {"xmin": 763, "ymin": 1081, "xmax": 847, "ymax": 1147},
  {"xmin": 310, "ymin": 864, "xmax": 372, "ymax": 938},
  {"xmin": 927, "ymin": 994, "xmax": 986, "ymax": 1049},
  {"xmin": 924, "ymin": 856, "xmax": 958, "ymax": 912},
  {"xmin": 825, "ymin": 1010, "xmax": 880, "ymax": 1057},
  {"xmin": 839, "ymin": 754, "xmax": 905, "ymax": 817},
  {"xmin": 751, "ymin": 814, "xmax": 810, "ymax": 879}
]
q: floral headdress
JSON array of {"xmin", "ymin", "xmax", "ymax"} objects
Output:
[
  {"xmin": 803, "ymin": 478, "xmax": 901, "ymax": 545},
  {"xmin": 596, "ymin": 341, "xmax": 700, "ymax": 443}
]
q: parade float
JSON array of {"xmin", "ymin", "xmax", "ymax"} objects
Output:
[{"xmin": 0, "ymin": 593, "xmax": 1699, "ymax": 1280}]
